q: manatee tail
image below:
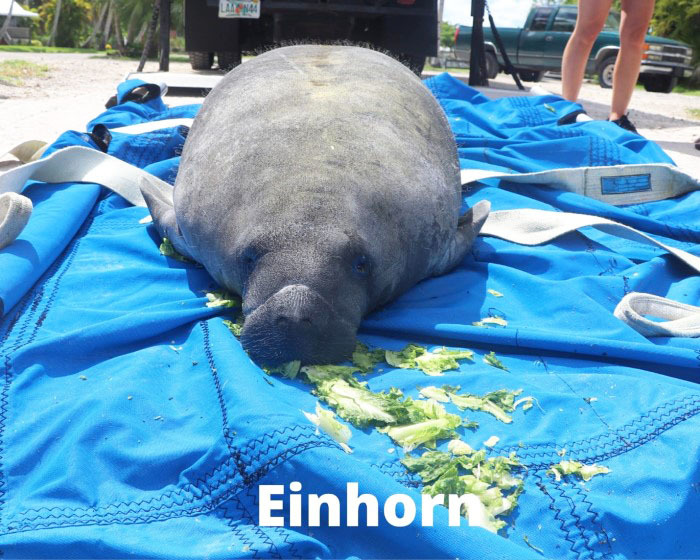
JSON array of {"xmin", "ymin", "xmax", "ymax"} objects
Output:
[{"xmin": 140, "ymin": 176, "xmax": 198, "ymax": 263}]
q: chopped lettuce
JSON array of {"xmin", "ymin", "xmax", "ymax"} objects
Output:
[
  {"xmin": 205, "ymin": 290, "xmax": 240, "ymax": 308},
  {"xmin": 159, "ymin": 237, "xmax": 194, "ymax": 263},
  {"xmin": 483, "ymin": 351, "xmax": 509, "ymax": 371},
  {"xmin": 301, "ymin": 364, "xmax": 361, "ymax": 384},
  {"xmin": 313, "ymin": 378, "xmax": 401, "ymax": 427},
  {"xmin": 547, "ymin": 460, "xmax": 611, "ymax": 482},
  {"xmin": 414, "ymin": 347, "xmax": 475, "ymax": 376},
  {"xmin": 352, "ymin": 341, "xmax": 385, "ymax": 373},
  {"xmin": 472, "ymin": 317, "xmax": 508, "ymax": 328},
  {"xmin": 265, "ymin": 361, "xmax": 301, "ymax": 379},
  {"xmin": 418, "ymin": 386, "xmax": 451, "ymax": 402},
  {"xmin": 223, "ymin": 313, "xmax": 245, "ymax": 337},
  {"xmin": 483, "ymin": 435, "xmax": 500, "ymax": 448},
  {"xmin": 447, "ymin": 439, "xmax": 474, "ymax": 455},
  {"xmin": 403, "ymin": 449, "xmax": 524, "ymax": 534},
  {"xmin": 449, "ymin": 389, "xmax": 524, "ymax": 424},
  {"xmin": 303, "ymin": 402, "xmax": 352, "ymax": 453},
  {"xmin": 487, "ymin": 289, "xmax": 504, "ymax": 298},
  {"xmin": 385, "ymin": 344, "xmax": 427, "ymax": 368},
  {"xmin": 379, "ymin": 414, "xmax": 462, "ymax": 451},
  {"xmin": 523, "ymin": 535, "xmax": 544, "ymax": 555}
]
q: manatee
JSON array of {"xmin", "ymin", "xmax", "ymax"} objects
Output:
[{"xmin": 142, "ymin": 45, "xmax": 490, "ymax": 366}]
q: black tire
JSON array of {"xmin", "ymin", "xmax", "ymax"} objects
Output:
[
  {"xmin": 485, "ymin": 51, "xmax": 499, "ymax": 80},
  {"xmin": 597, "ymin": 55, "xmax": 617, "ymax": 89},
  {"xmin": 518, "ymin": 69, "xmax": 544, "ymax": 82},
  {"xmin": 217, "ymin": 51, "xmax": 242, "ymax": 71},
  {"xmin": 189, "ymin": 51, "xmax": 214, "ymax": 70},
  {"xmin": 641, "ymin": 74, "xmax": 677, "ymax": 93}
]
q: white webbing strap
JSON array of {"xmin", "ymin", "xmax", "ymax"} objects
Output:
[
  {"xmin": 461, "ymin": 163, "xmax": 700, "ymax": 206},
  {"xmin": 614, "ymin": 292, "xmax": 700, "ymax": 338},
  {"xmin": 481, "ymin": 208, "xmax": 700, "ymax": 274},
  {"xmin": 0, "ymin": 145, "xmax": 174, "ymax": 249},
  {"xmin": 111, "ymin": 118, "xmax": 194, "ymax": 135}
]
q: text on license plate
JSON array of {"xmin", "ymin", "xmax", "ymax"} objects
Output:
[{"xmin": 219, "ymin": 0, "xmax": 260, "ymax": 18}]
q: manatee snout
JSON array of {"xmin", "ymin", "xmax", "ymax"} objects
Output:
[{"xmin": 240, "ymin": 284, "xmax": 357, "ymax": 366}]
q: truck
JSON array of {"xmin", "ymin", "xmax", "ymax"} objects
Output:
[
  {"xmin": 454, "ymin": 4, "xmax": 694, "ymax": 93},
  {"xmin": 184, "ymin": 0, "xmax": 437, "ymax": 75}
]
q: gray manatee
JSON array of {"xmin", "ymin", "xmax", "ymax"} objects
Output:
[{"xmin": 142, "ymin": 45, "xmax": 490, "ymax": 366}]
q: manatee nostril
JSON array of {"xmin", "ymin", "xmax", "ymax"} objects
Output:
[{"xmin": 275, "ymin": 313, "xmax": 314, "ymax": 327}]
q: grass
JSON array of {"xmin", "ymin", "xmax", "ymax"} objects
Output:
[
  {"xmin": 0, "ymin": 45, "xmax": 99, "ymax": 54},
  {"xmin": 687, "ymin": 108, "xmax": 700, "ymax": 120},
  {"xmin": 0, "ymin": 59, "xmax": 49, "ymax": 86},
  {"xmin": 424, "ymin": 63, "xmax": 468, "ymax": 74},
  {"xmin": 674, "ymin": 84, "xmax": 700, "ymax": 96}
]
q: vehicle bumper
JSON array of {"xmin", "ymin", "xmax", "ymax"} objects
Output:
[{"xmin": 640, "ymin": 62, "xmax": 694, "ymax": 79}]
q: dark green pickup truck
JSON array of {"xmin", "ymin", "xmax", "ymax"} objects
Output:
[{"xmin": 454, "ymin": 5, "xmax": 694, "ymax": 93}]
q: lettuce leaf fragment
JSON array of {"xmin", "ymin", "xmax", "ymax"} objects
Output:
[
  {"xmin": 159, "ymin": 237, "xmax": 194, "ymax": 263},
  {"xmin": 205, "ymin": 290, "xmax": 240, "ymax": 308},
  {"xmin": 223, "ymin": 314, "xmax": 245, "ymax": 337},
  {"xmin": 303, "ymin": 402, "xmax": 352, "ymax": 453},
  {"xmin": 547, "ymin": 460, "xmax": 611, "ymax": 481},
  {"xmin": 402, "ymin": 448, "xmax": 524, "ymax": 534},
  {"xmin": 385, "ymin": 344, "xmax": 427, "ymax": 368},
  {"xmin": 487, "ymin": 289, "xmax": 504, "ymax": 298},
  {"xmin": 386, "ymin": 344, "xmax": 474, "ymax": 375},
  {"xmin": 473, "ymin": 317, "xmax": 508, "ymax": 328},
  {"xmin": 449, "ymin": 388, "xmax": 524, "ymax": 424},
  {"xmin": 352, "ymin": 341, "xmax": 385, "ymax": 373},
  {"xmin": 483, "ymin": 351, "xmax": 509, "ymax": 371}
]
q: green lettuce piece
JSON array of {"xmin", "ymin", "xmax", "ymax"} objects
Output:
[
  {"xmin": 385, "ymin": 344, "xmax": 427, "ymax": 368},
  {"xmin": 447, "ymin": 439, "xmax": 474, "ymax": 455},
  {"xmin": 547, "ymin": 460, "xmax": 611, "ymax": 481},
  {"xmin": 418, "ymin": 386, "xmax": 451, "ymax": 402},
  {"xmin": 487, "ymin": 289, "xmax": 504, "ymax": 298},
  {"xmin": 205, "ymin": 290, "xmax": 240, "ymax": 308},
  {"xmin": 265, "ymin": 361, "xmax": 302, "ymax": 379},
  {"xmin": 472, "ymin": 317, "xmax": 508, "ymax": 328},
  {"xmin": 414, "ymin": 347, "xmax": 475, "ymax": 376},
  {"xmin": 301, "ymin": 365, "xmax": 361, "ymax": 384},
  {"xmin": 380, "ymin": 414, "xmax": 462, "ymax": 451},
  {"xmin": 483, "ymin": 435, "xmax": 499, "ymax": 448},
  {"xmin": 314, "ymin": 378, "xmax": 403, "ymax": 427},
  {"xmin": 483, "ymin": 351, "xmax": 509, "ymax": 371},
  {"xmin": 352, "ymin": 341, "xmax": 385, "ymax": 373},
  {"xmin": 449, "ymin": 389, "xmax": 524, "ymax": 424},
  {"xmin": 303, "ymin": 402, "xmax": 352, "ymax": 453},
  {"xmin": 159, "ymin": 237, "xmax": 194, "ymax": 263},
  {"xmin": 223, "ymin": 313, "xmax": 245, "ymax": 337},
  {"xmin": 405, "ymin": 449, "xmax": 524, "ymax": 534}
]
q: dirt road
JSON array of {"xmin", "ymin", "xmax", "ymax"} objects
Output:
[{"xmin": 1, "ymin": 52, "xmax": 698, "ymax": 173}]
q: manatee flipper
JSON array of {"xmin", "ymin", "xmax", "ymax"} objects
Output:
[
  {"xmin": 432, "ymin": 199, "xmax": 491, "ymax": 275},
  {"xmin": 139, "ymin": 177, "xmax": 197, "ymax": 262}
]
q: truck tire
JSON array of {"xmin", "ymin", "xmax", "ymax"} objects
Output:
[
  {"xmin": 597, "ymin": 55, "xmax": 617, "ymax": 89},
  {"xmin": 518, "ymin": 70, "xmax": 543, "ymax": 82},
  {"xmin": 217, "ymin": 51, "xmax": 242, "ymax": 71},
  {"xmin": 641, "ymin": 75, "xmax": 677, "ymax": 94},
  {"xmin": 189, "ymin": 51, "xmax": 214, "ymax": 70},
  {"xmin": 485, "ymin": 51, "xmax": 499, "ymax": 80}
]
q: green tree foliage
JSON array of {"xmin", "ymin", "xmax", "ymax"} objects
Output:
[
  {"xmin": 651, "ymin": 0, "xmax": 700, "ymax": 63},
  {"xmin": 38, "ymin": 0, "xmax": 91, "ymax": 47},
  {"xmin": 440, "ymin": 21, "xmax": 456, "ymax": 48}
]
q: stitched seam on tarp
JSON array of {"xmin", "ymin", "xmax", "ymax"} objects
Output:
[
  {"xmin": 371, "ymin": 459, "xmax": 421, "ymax": 488},
  {"xmin": 0, "ymin": 356, "xmax": 12, "ymax": 531},
  {"xmin": 233, "ymin": 488, "xmax": 283, "ymax": 559},
  {"xmin": 492, "ymin": 393, "xmax": 700, "ymax": 469},
  {"xmin": 533, "ymin": 470, "xmax": 613, "ymax": 560},
  {"xmin": 218, "ymin": 499, "xmax": 262, "ymax": 558},
  {"xmin": 9, "ymin": 425, "xmax": 339, "ymax": 532}
]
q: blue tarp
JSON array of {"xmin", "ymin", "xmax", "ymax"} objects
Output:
[{"xmin": 0, "ymin": 74, "xmax": 698, "ymax": 559}]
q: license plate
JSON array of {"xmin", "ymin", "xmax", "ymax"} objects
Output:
[{"xmin": 219, "ymin": 0, "xmax": 260, "ymax": 18}]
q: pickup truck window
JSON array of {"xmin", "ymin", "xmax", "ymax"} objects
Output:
[
  {"xmin": 530, "ymin": 7, "xmax": 554, "ymax": 31},
  {"xmin": 552, "ymin": 7, "xmax": 577, "ymax": 32}
]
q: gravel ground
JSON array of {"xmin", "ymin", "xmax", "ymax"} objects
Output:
[{"xmin": 1, "ymin": 52, "xmax": 698, "ymax": 172}]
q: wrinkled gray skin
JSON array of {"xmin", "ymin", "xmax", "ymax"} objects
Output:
[{"xmin": 142, "ymin": 45, "xmax": 490, "ymax": 366}]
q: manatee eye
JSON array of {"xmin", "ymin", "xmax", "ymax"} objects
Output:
[{"xmin": 352, "ymin": 254, "xmax": 370, "ymax": 277}]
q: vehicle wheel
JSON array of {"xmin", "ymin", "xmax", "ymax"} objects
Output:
[
  {"xmin": 597, "ymin": 55, "xmax": 617, "ymax": 89},
  {"xmin": 189, "ymin": 51, "xmax": 214, "ymax": 70},
  {"xmin": 217, "ymin": 51, "xmax": 242, "ymax": 71},
  {"xmin": 485, "ymin": 51, "xmax": 499, "ymax": 80},
  {"xmin": 641, "ymin": 74, "xmax": 677, "ymax": 93},
  {"xmin": 518, "ymin": 70, "xmax": 544, "ymax": 82}
]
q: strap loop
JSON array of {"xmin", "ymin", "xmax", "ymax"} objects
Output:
[
  {"xmin": 614, "ymin": 292, "xmax": 700, "ymax": 338},
  {"xmin": 0, "ymin": 192, "xmax": 33, "ymax": 250}
]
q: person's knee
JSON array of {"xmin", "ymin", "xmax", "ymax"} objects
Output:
[
  {"xmin": 572, "ymin": 18, "xmax": 606, "ymax": 46},
  {"xmin": 620, "ymin": 21, "xmax": 649, "ymax": 49}
]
